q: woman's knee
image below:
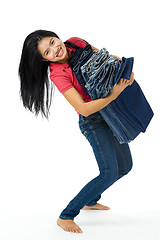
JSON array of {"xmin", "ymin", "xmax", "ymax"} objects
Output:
[
  {"xmin": 126, "ymin": 157, "xmax": 133, "ymax": 174},
  {"xmin": 100, "ymin": 168, "xmax": 119, "ymax": 185},
  {"xmin": 119, "ymin": 158, "xmax": 133, "ymax": 177}
]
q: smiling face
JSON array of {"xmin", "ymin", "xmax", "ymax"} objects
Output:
[{"xmin": 38, "ymin": 37, "xmax": 69, "ymax": 64}]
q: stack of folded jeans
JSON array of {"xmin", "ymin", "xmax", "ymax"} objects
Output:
[{"xmin": 68, "ymin": 44, "xmax": 154, "ymax": 144}]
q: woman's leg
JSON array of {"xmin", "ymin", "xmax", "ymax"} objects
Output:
[
  {"xmin": 59, "ymin": 112, "xmax": 123, "ymax": 220},
  {"xmin": 113, "ymin": 139, "xmax": 133, "ymax": 180},
  {"xmin": 86, "ymin": 132, "xmax": 133, "ymax": 206}
]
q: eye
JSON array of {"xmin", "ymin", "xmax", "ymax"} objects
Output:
[
  {"xmin": 51, "ymin": 39, "xmax": 54, "ymax": 45},
  {"xmin": 45, "ymin": 50, "xmax": 50, "ymax": 56}
]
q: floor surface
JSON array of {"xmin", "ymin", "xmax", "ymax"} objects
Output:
[{"xmin": 1, "ymin": 208, "xmax": 159, "ymax": 240}]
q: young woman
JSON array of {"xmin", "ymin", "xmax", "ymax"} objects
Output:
[{"xmin": 19, "ymin": 30, "xmax": 134, "ymax": 234}]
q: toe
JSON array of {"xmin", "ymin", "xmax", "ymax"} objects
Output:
[
  {"xmin": 104, "ymin": 206, "xmax": 110, "ymax": 210},
  {"xmin": 78, "ymin": 227, "xmax": 83, "ymax": 233}
]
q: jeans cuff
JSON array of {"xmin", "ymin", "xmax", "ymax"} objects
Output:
[
  {"xmin": 59, "ymin": 215, "xmax": 74, "ymax": 220},
  {"xmin": 86, "ymin": 201, "xmax": 97, "ymax": 207}
]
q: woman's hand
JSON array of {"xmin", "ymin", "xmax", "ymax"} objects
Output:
[
  {"xmin": 63, "ymin": 72, "xmax": 134, "ymax": 117},
  {"xmin": 113, "ymin": 55, "xmax": 121, "ymax": 61},
  {"xmin": 111, "ymin": 72, "xmax": 134, "ymax": 100}
]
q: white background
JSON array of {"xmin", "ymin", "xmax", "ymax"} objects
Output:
[{"xmin": 0, "ymin": 0, "xmax": 160, "ymax": 239}]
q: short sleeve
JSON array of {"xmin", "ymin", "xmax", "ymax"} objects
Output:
[{"xmin": 50, "ymin": 72, "xmax": 73, "ymax": 94}]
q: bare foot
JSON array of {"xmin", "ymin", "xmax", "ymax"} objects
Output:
[
  {"xmin": 57, "ymin": 218, "xmax": 83, "ymax": 233},
  {"xmin": 82, "ymin": 203, "xmax": 110, "ymax": 210}
]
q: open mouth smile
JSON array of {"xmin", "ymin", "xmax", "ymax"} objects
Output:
[{"xmin": 56, "ymin": 48, "xmax": 63, "ymax": 57}]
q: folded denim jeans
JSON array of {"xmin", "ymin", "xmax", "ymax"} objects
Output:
[
  {"xmin": 68, "ymin": 44, "xmax": 154, "ymax": 144},
  {"xmin": 81, "ymin": 49, "xmax": 119, "ymax": 98}
]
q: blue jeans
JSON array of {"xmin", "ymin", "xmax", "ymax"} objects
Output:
[
  {"xmin": 59, "ymin": 112, "xmax": 133, "ymax": 220},
  {"xmin": 81, "ymin": 47, "xmax": 134, "ymax": 98}
]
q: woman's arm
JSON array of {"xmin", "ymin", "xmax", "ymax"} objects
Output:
[
  {"xmin": 63, "ymin": 87, "xmax": 114, "ymax": 117},
  {"xmin": 63, "ymin": 73, "xmax": 134, "ymax": 117}
]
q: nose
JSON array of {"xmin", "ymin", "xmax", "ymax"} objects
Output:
[{"xmin": 50, "ymin": 45, "xmax": 59, "ymax": 57}]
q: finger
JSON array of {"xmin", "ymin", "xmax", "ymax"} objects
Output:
[
  {"xmin": 130, "ymin": 72, "xmax": 134, "ymax": 80},
  {"xmin": 124, "ymin": 79, "xmax": 128, "ymax": 84},
  {"xmin": 129, "ymin": 78, "xmax": 134, "ymax": 85},
  {"xmin": 118, "ymin": 78, "xmax": 123, "ymax": 84},
  {"xmin": 129, "ymin": 73, "xmax": 134, "ymax": 82},
  {"xmin": 121, "ymin": 79, "xmax": 126, "ymax": 85}
]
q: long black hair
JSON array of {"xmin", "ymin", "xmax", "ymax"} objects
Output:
[
  {"xmin": 18, "ymin": 30, "xmax": 82, "ymax": 119},
  {"xmin": 18, "ymin": 30, "xmax": 60, "ymax": 119}
]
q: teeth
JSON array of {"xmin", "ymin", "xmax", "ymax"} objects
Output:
[{"xmin": 58, "ymin": 49, "xmax": 62, "ymax": 57}]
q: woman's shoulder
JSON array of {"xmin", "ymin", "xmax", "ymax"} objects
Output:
[
  {"xmin": 49, "ymin": 62, "xmax": 71, "ymax": 77},
  {"xmin": 65, "ymin": 37, "xmax": 89, "ymax": 48}
]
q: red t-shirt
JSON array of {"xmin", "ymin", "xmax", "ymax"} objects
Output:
[{"xmin": 49, "ymin": 37, "xmax": 92, "ymax": 115}]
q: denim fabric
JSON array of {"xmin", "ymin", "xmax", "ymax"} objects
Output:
[
  {"xmin": 68, "ymin": 44, "xmax": 154, "ymax": 144},
  {"xmin": 99, "ymin": 102, "xmax": 141, "ymax": 144},
  {"xmin": 68, "ymin": 44, "xmax": 93, "ymax": 94},
  {"xmin": 81, "ymin": 48, "xmax": 134, "ymax": 99},
  {"xmin": 59, "ymin": 112, "xmax": 132, "ymax": 220},
  {"xmin": 100, "ymin": 80, "xmax": 153, "ymax": 143},
  {"xmin": 81, "ymin": 49, "xmax": 120, "ymax": 98}
]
